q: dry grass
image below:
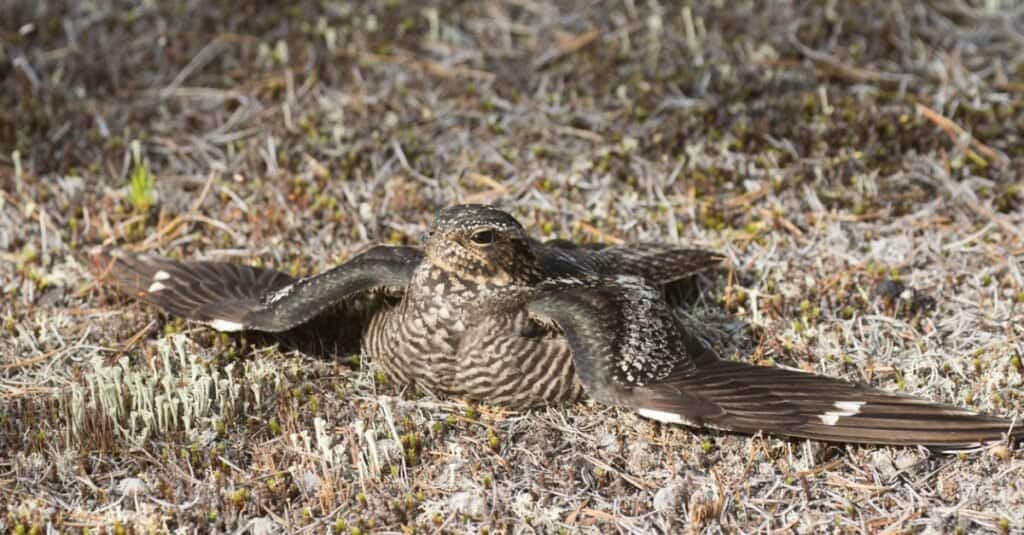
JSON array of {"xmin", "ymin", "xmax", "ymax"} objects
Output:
[{"xmin": 2, "ymin": 0, "xmax": 1024, "ymax": 532}]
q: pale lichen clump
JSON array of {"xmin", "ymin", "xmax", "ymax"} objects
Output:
[{"xmin": 63, "ymin": 335, "xmax": 288, "ymax": 448}]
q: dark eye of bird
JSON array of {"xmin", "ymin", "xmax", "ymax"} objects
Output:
[{"xmin": 470, "ymin": 229, "xmax": 495, "ymax": 245}]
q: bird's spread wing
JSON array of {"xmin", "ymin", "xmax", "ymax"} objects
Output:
[
  {"xmin": 528, "ymin": 276, "xmax": 1021, "ymax": 448},
  {"xmin": 537, "ymin": 241, "xmax": 723, "ymax": 285},
  {"xmin": 639, "ymin": 360, "xmax": 1020, "ymax": 448},
  {"xmin": 93, "ymin": 245, "xmax": 423, "ymax": 333}
]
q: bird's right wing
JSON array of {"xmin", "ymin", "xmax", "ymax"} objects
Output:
[
  {"xmin": 93, "ymin": 245, "xmax": 423, "ymax": 333},
  {"xmin": 538, "ymin": 240, "xmax": 724, "ymax": 286},
  {"xmin": 528, "ymin": 276, "xmax": 1022, "ymax": 448}
]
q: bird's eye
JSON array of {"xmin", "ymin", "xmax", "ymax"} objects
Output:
[{"xmin": 470, "ymin": 229, "xmax": 495, "ymax": 245}]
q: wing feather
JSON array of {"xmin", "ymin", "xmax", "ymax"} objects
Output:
[
  {"xmin": 93, "ymin": 245, "xmax": 423, "ymax": 333},
  {"xmin": 537, "ymin": 240, "xmax": 723, "ymax": 285},
  {"xmin": 528, "ymin": 276, "xmax": 1022, "ymax": 448}
]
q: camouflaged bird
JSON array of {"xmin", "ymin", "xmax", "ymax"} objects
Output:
[{"xmin": 94, "ymin": 204, "xmax": 1022, "ymax": 448}]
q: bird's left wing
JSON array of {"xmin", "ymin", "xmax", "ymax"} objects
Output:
[
  {"xmin": 527, "ymin": 276, "xmax": 1022, "ymax": 448},
  {"xmin": 93, "ymin": 245, "xmax": 423, "ymax": 333},
  {"xmin": 525, "ymin": 275, "xmax": 715, "ymax": 407}
]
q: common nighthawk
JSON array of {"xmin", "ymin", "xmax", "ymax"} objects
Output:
[{"xmin": 94, "ymin": 204, "xmax": 1022, "ymax": 448}]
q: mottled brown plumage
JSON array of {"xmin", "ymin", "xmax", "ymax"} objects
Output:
[{"xmin": 93, "ymin": 204, "xmax": 1022, "ymax": 448}]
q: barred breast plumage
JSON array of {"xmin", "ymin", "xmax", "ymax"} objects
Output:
[{"xmin": 365, "ymin": 251, "xmax": 583, "ymax": 408}]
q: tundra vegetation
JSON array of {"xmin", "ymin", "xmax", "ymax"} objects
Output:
[{"xmin": 1, "ymin": 1, "xmax": 1022, "ymax": 532}]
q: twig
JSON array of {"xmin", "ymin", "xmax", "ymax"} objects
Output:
[
  {"xmin": 581, "ymin": 454, "xmax": 655, "ymax": 490},
  {"xmin": 533, "ymin": 29, "xmax": 600, "ymax": 69},
  {"xmin": 575, "ymin": 221, "xmax": 624, "ymax": 245},
  {"xmin": 788, "ymin": 22, "xmax": 913, "ymax": 84},
  {"xmin": 916, "ymin": 103, "xmax": 1010, "ymax": 169}
]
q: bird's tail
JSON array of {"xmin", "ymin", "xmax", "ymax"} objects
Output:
[{"xmin": 640, "ymin": 359, "xmax": 1022, "ymax": 449}]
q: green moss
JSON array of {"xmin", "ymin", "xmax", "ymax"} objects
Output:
[
  {"xmin": 229, "ymin": 488, "xmax": 248, "ymax": 505},
  {"xmin": 128, "ymin": 141, "xmax": 155, "ymax": 213}
]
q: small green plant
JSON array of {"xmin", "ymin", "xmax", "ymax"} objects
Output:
[{"xmin": 129, "ymin": 140, "xmax": 155, "ymax": 212}]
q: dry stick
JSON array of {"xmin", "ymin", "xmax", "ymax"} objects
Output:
[
  {"xmin": 574, "ymin": 508, "xmax": 616, "ymax": 524},
  {"xmin": 0, "ymin": 348, "xmax": 59, "ymax": 372},
  {"xmin": 141, "ymin": 171, "xmax": 220, "ymax": 250},
  {"xmin": 358, "ymin": 50, "xmax": 495, "ymax": 81},
  {"xmin": 758, "ymin": 207, "xmax": 805, "ymax": 239},
  {"xmin": 468, "ymin": 172, "xmax": 510, "ymax": 194},
  {"xmin": 581, "ymin": 454, "xmax": 655, "ymax": 490},
  {"xmin": 553, "ymin": 124, "xmax": 604, "ymax": 143},
  {"xmin": 724, "ymin": 184, "xmax": 771, "ymax": 209},
  {"xmin": 916, "ymin": 103, "xmax": 1010, "ymax": 169},
  {"xmin": 532, "ymin": 29, "xmax": 600, "ymax": 69},
  {"xmin": 940, "ymin": 175, "xmax": 1024, "ymax": 246},
  {"xmin": 874, "ymin": 509, "xmax": 921, "ymax": 535},
  {"xmin": 575, "ymin": 221, "xmax": 624, "ymax": 245},
  {"xmin": 136, "ymin": 213, "xmax": 243, "ymax": 252},
  {"xmin": 564, "ymin": 501, "xmax": 588, "ymax": 526},
  {"xmin": 788, "ymin": 24, "xmax": 912, "ymax": 84},
  {"xmin": 463, "ymin": 172, "xmax": 510, "ymax": 204},
  {"xmin": 107, "ymin": 320, "xmax": 157, "ymax": 365},
  {"xmin": 0, "ymin": 384, "xmax": 60, "ymax": 400},
  {"xmin": 809, "ymin": 210, "xmax": 884, "ymax": 223},
  {"xmin": 994, "ymin": 82, "xmax": 1024, "ymax": 93}
]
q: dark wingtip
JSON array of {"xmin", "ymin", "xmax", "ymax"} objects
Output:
[
  {"xmin": 87, "ymin": 247, "xmax": 154, "ymax": 294},
  {"xmin": 87, "ymin": 247, "xmax": 136, "ymax": 292}
]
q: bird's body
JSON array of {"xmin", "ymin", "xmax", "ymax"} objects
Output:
[
  {"xmin": 365, "ymin": 261, "xmax": 583, "ymax": 408},
  {"xmin": 93, "ymin": 204, "xmax": 1023, "ymax": 448}
]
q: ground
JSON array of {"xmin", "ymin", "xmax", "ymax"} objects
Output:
[{"xmin": 2, "ymin": 0, "xmax": 1024, "ymax": 533}]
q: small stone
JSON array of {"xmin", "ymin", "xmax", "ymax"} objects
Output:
[
  {"xmin": 626, "ymin": 441, "xmax": 652, "ymax": 472},
  {"xmin": 449, "ymin": 491, "xmax": 487, "ymax": 519},
  {"xmin": 894, "ymin": 451, "xmax": 919, "ymax": 471},
  {"xmin": 869, "ymin": 451, "xmax": 897, "ymax": 480},
  {"xmin": 247, "ymin": 517, "xmax": 278, "ymax": 535},
  {"xmin": 115, "ymin": 477, "xmax": 148, "ymax": 496},
  {"xmin": 653, "ymin": 481, "xmax": 683, "ymax": 513}
]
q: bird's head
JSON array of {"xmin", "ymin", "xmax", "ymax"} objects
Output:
[{"xmin": 421, "ymin": 204, "xmax": 541, "ymax": 286}]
